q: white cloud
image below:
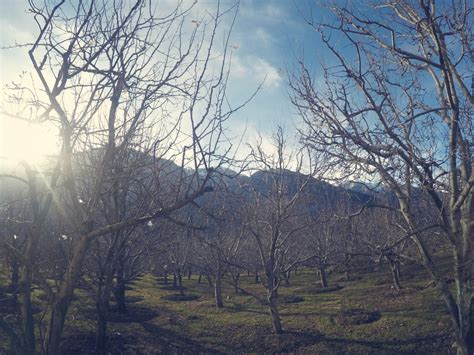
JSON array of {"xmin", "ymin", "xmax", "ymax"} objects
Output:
[
  {"xmin": 253, "ymin": 58, "xmax": 282, "ymax": 89},
  {"xmin": 230, "ymin": 55, "xmax": 282, "ymax": 89},
  {"xmin": 229, "ymin": 55, "xmax": 248, "ymax": 78},
  {"xmin": 255, "ymin": 27, "xmax": 273, "ymax": 46}
]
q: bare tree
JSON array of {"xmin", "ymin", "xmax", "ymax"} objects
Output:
[
  {"xmin": 306, "ymin": 216, "xmax": 337, "ymax": 288},
  {"xmin": 239, "ymin": 127, "xmax": 314, "ymax": 334},
  {"xmin": 0, "ymin": 178, "xmax": 32, "ymax": 353},
  {"xmin": 193, "ymin": 176, "xmax": 247, "ymax": 308},
  {"xmin": 167, "ymin": 222, "xmax": 193, "ymax": 296},
  {"xmin": 353, "ymin": 204, "xmax": 408, "ymax": 291},
  {"xmin": 1, "ymin": 0, "xmax": 245, "ymax": 353},
  {"xmin": 291, "ymin": 1, "xmax": 473, "ymax": 352}
]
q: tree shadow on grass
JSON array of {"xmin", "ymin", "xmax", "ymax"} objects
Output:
[
  {"xmin": 82, "ymin": 304, "xmax": 159, "ymax": 323},
  {"xmin": 273, "ymin": 329, "xmax": 451, "ymax": 353},
  {"xmin": 61, "ymin": 330, "xmax": 140, "ymax": 354},
  {"xmin": 140, "ymin": 321, "xmax": 223, "ymax": 354},
  {"xmin": 271, "ymin": 330, "xmax": 324, "ymax": 352},
  {"xmin": 319, "ymin": 333, "xmax": 452, "ymax": 353},
  {"xmin": 108, "ymin": 304, "xmax": 159, "ymax": 323}
]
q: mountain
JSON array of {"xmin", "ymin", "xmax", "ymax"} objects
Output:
[{"xmin": 1, "ymin": 148, "xmax": 390, "ymax": 228}]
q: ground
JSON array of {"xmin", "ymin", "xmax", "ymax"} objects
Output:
[{"xmin": 0, "ymin": 258, "xmax": 455, "ymax": 354}]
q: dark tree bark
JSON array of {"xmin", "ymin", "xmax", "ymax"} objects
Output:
[
  {"xmin": 178, "ymin": 273, "xmax": 184, "ymax": 296},
  {"xmin": 18, "ymin": 268, "xmax": 35, "ymax": 355},
  {"xmin": 10, "ymin": 259, "xmax": 19, "ymax": 302},
  {"xmin": 114, "ymin": 265, "xmax": 127, "ymax": 314},
  {"xmin": 214, "ymin": 273, "xmax": 223, "ymax": 308},
  {"xmin": 343, "ymin": 254, "xmax": 352, "ymax": 281},
  {"xmin": 267, "ymin": 277, "xmax": 282, "ymax": 334},
  {"xmin": 233, "ymin": 273, "xmax": 240, "ymax": 294},
  {"xmin": 95, "ymin": 250, "xmax": 116, "ymax": 353},
  {"xmin": 206, "ymin": 274, "xmax": 213, "ymax": 288},
  {"xmin": 319, "ymin": 265, "xmax": 328, "ymax": 288},
  {"xmin": 388, "ymin": 259, "xmax": 401, "ymax": 292}
]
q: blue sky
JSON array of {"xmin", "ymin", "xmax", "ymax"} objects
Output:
[
  {"xmin": 222, "ymin": 0, "xmax": 330, "ymax": 137},
  {"xmin": 224, "ymin": 1, "xmax": 307, "ymax": 130},
  {"xmin": 2, "ymin": 1, "xmax": 466, "ymax": 177},
  {"xmin": 0, "ymin": 1, "xmax": 329, "ymax": 152}
]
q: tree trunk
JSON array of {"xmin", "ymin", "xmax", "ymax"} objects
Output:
[
  {"xmin": 96, "ymin": 282, "xmax": 114, "ymax": 352},
  {"xmin": 206, "ymin": 274, "xmax": 213, "ymax": 288},
  {"xmin": 163, "ymin": 271, "xmax": 168, "ymax": 285},
  {"xmin": 452, "ymin": 259, "xmax": 473, "ymax": 355},
  {"xmin": 43, "ymin": 236, "xmax": 90, "ymax": 355},
  {"xmin": 389, "ymin": 260, "xmax": 401, "ymax": 292},
  {"xmin": 268, "ymin": 289, "xmax": 282, "ymax": 334},
  {"xmin": 188, "ymin": 268, "xmax": 192, "ymax": 280},
  {"xmin": 18, "ymin": 268, "xmax": 35, "ymax": 354},
  {"xmin": 453, "ymin": 199, "xmax": 474, "ymax": 355},
  {"xmin": 215, "ymin": 273, "xmax": 223, "ymax": 308},
  {"xmin": 14, "ymin": 169, "xmax": 45, "ymax": 354},
  {"xmin": 95, "ymin": 257, "xmax": 115, "ymax": 354},
  {"xmin": 114, "ymin": 283, "xmax": 127, "ymax": 314},
  {"xmin": 319, "ymin": 266, "xmax": 328, "ymax": 288},
  {"xmin": 44, "ymin": 297, "xmax": 70, "ymax": 355},
  {"xmin": 95, "ymin": 300, "xmax": 108, "ymax": 354},
  {"xmin": 397, "ymin": 196, "xmax": 473, "ymax": 355},
  {"xmin": 10, "ymin": 259, "xmax": 19, "ymax": 302},
  {"xmin": 255, "ymin": 271, "xmax": 260, "ymax": 284},
  {"xmin": 178, "ymin": 273, "xmax": 184, "ymax": 296},
  {"xmin": 234, "ymin": 273, "xmax": 240, "ymax": 294},
  {"xmin": 173, "ymin": 273, "xmax": 178, "ymax": 287},
  {"xmin": 198, "ymin": 273, "xmax": 202, "ymax": 284},
  {"xmin": 344, "ymin": 254, "xmax": 351, "ymax": 281},
  {"xmin": 265, "ymin": 260, "xmax": 282, "ymax": 334},
  {"xmin": 284, "ymin": 271, "xmax": 290, "ymax": 286},
  {"xmin": 115, "ymin": 264, "xmax": 127, "ymax": 314}
]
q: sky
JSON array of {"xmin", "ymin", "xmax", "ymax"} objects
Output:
[
  {"xmin": 1, "ymin": 0, "xmax": 468, "ymax": 181},
  {"xmin": 0, "ymin": 0, "xmax": 332, "ymax": 164},
  {"xmin": 218, "ymin": 0, "xmax": 338, "ymax": 139}
]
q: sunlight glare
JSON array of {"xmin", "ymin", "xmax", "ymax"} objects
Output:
[{"xmin": 0, "ymin": 115, "xmax": 60, "ymax": 165}]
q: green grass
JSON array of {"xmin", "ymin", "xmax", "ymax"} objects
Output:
[{"xmin": 1, "ymin": 260, "xmax": 455, "ymax": 354}]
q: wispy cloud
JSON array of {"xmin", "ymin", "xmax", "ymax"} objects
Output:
[
  {"xmin": 230, "ymin": 55, "xmax": 282, "ymax": 89},
  {"xmin": 253, "ymin": 58, "xmax": 282, "ymax": 89},
  {"xmin": 255, "ymin": 27, "xmax": 273, "ymax": 46},
  {"xmin": 261, "ymin": 3, "xmax": 284, "ymax": 18},
  {"xmin": 240, "ymin": 1, "xmax": 285, "ymax": 22}
]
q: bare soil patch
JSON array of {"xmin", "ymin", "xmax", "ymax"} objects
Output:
[
  {"xmin": 335, "ymin": 309, "xmax": 381, "ymax": 325},
  {"xmin": 282, "ymin": 295, "xmax": 304, "ymax": 304}
]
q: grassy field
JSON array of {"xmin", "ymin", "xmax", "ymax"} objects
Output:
[{"xmin": 1, "ymin": 260, "xmax": 455, "ymax": 354}]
